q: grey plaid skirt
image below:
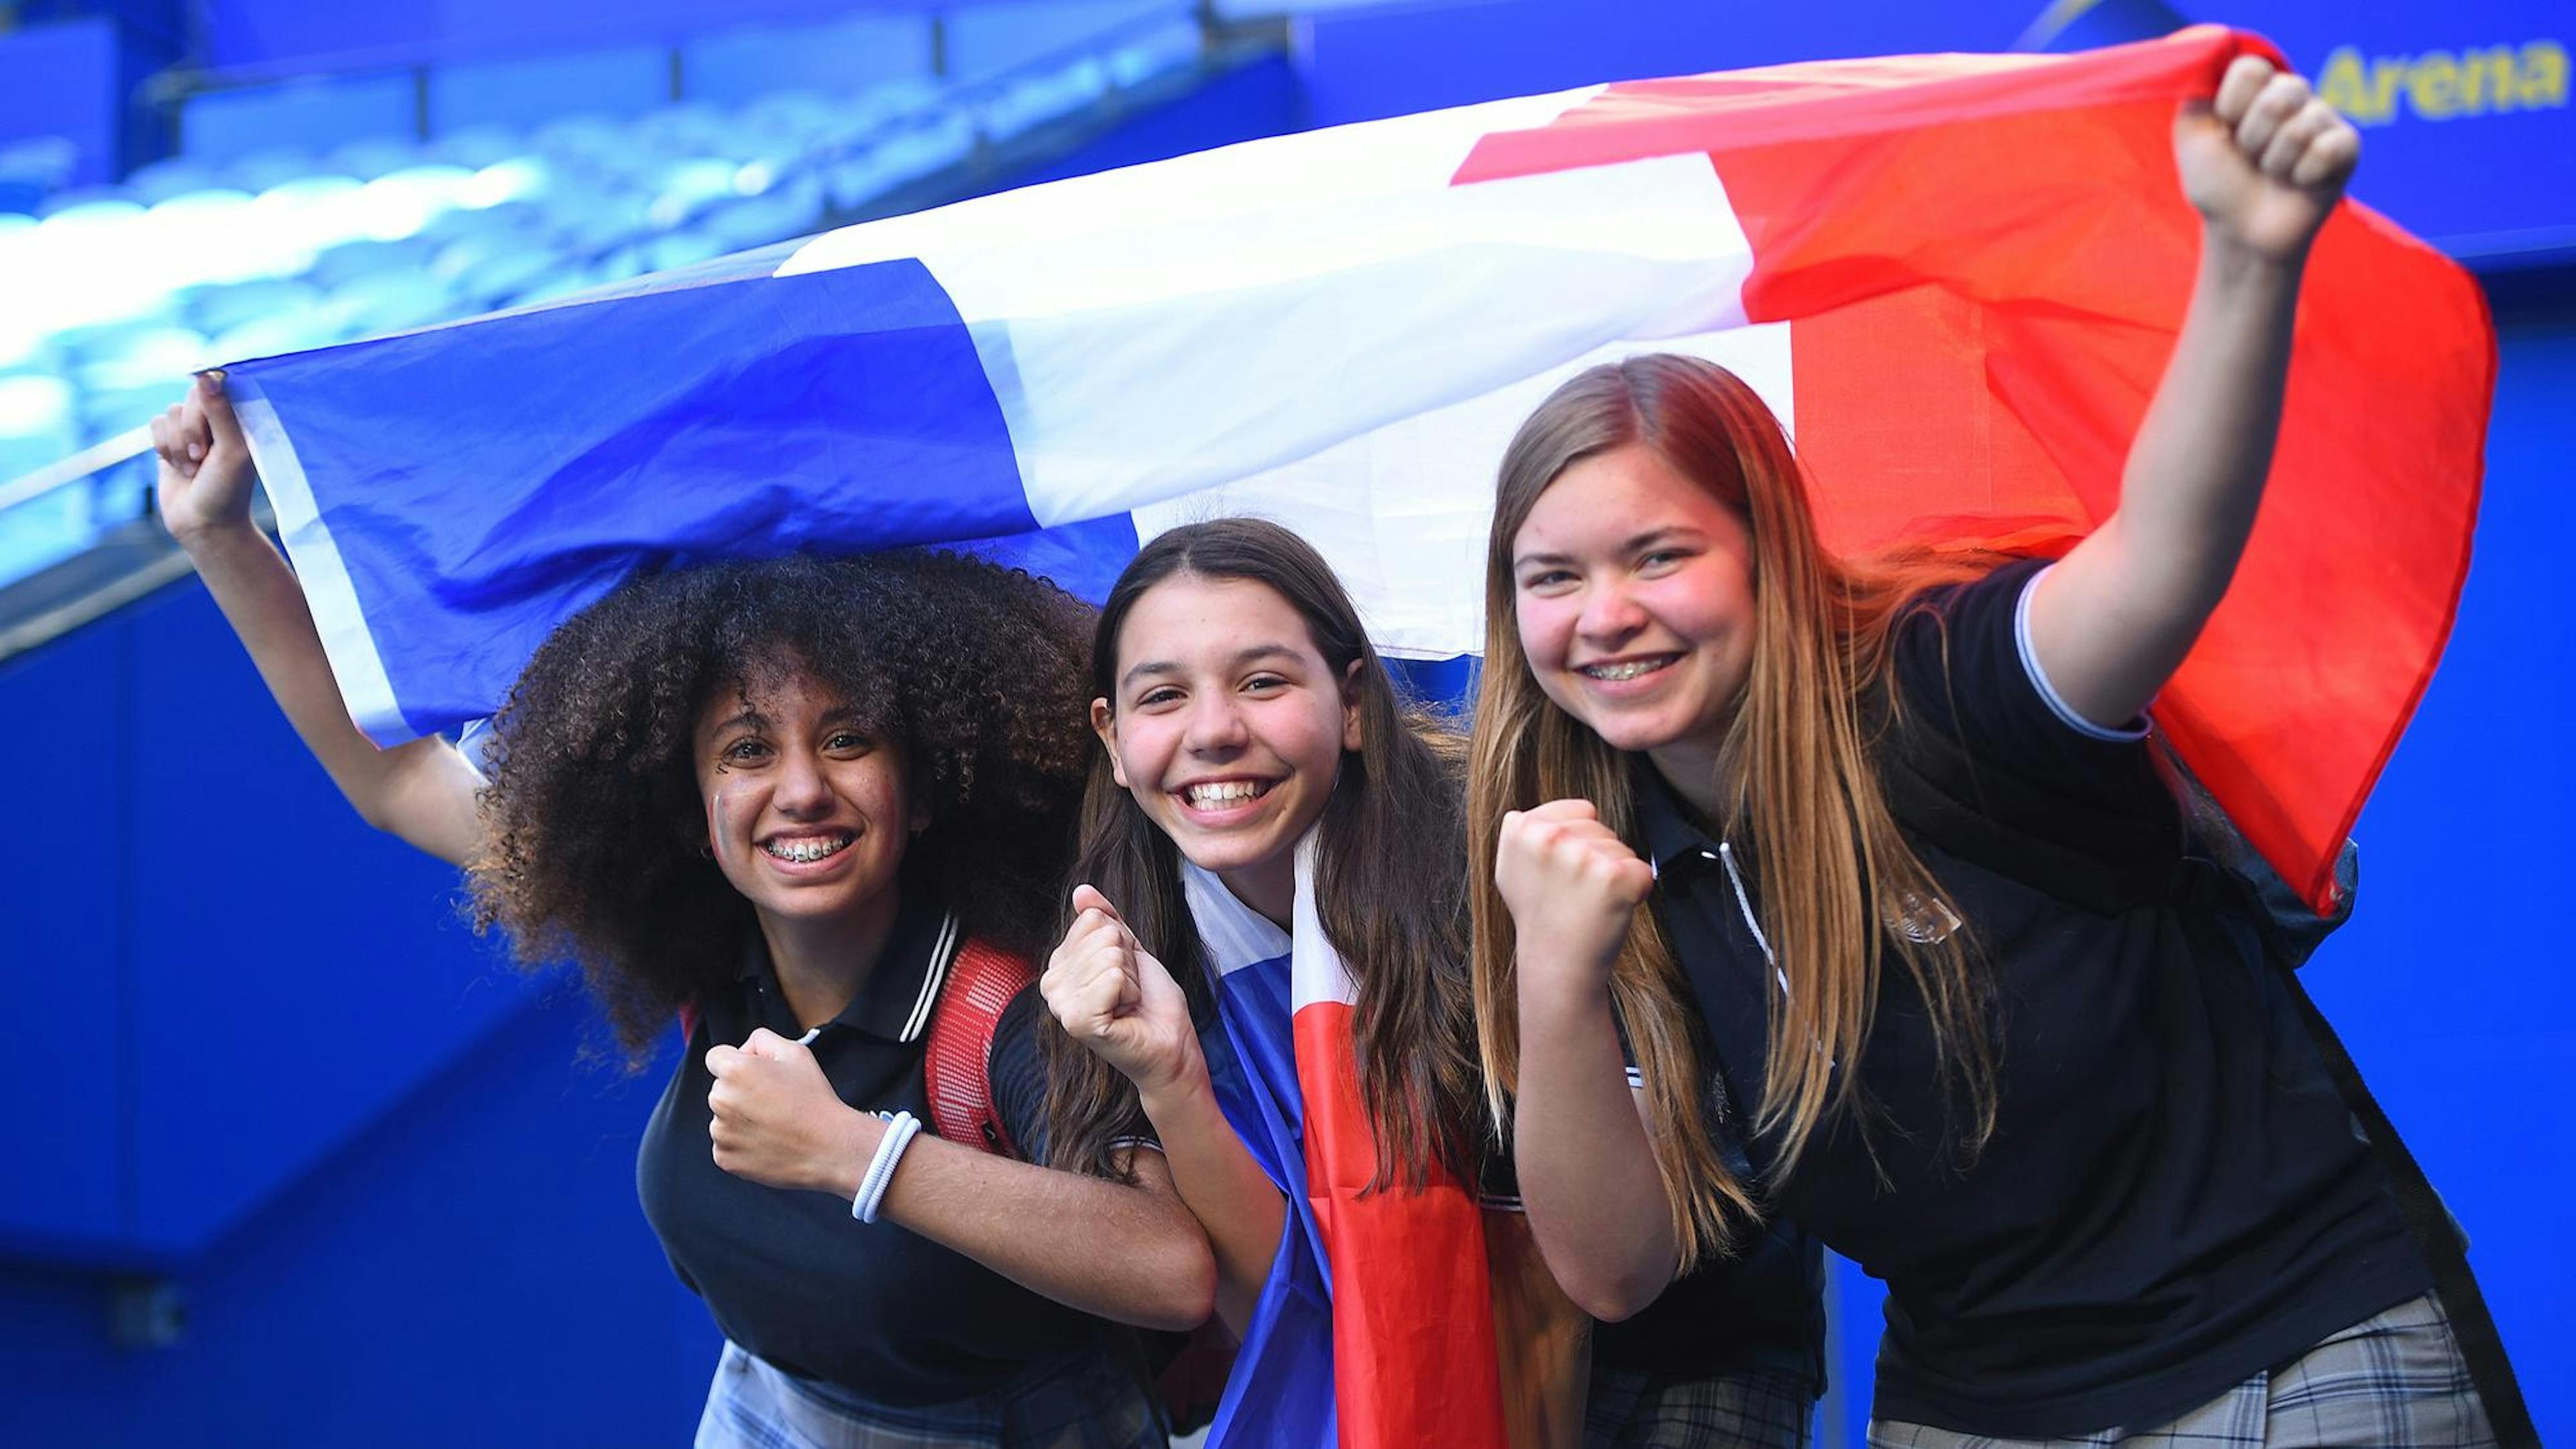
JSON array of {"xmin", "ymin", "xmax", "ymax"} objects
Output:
[
  {"xmin": 1868, "ymin": 1293, "xmax": 2496, "ymax": 1448},
  {"xmin": 695, "ymin": 1341, "xmax": 1167, "ymax": 1449},
  {"xmin": 1586, "ymin": 1361, "xmax": 1817, "ymax": 1449}
]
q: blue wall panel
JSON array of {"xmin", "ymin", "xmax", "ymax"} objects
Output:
[
  {"xmin": 679, "ymin": 15, "xmax": 936, "ymax": 109},
  {"xmin": 1299, "ymin": 0, "xmax": 2035, "ymax": 129},
  {"xmin": 427, "ymin": 43, "xmax": 672, "ymax": 131},
  {"xmin": 117, "ymin": 584, "xmax": 534, "ymax": 1257},
  {"xmin": 0, "ymin": 19, "xmax": 125, "ymax": 186},
  {"xmin": 0, "ymin": 993, "xmax": 717, "ymax": 1446},
  {"xmin": 0, "ymin": 611, "xmax": 129, "ymax": 1256},
  {"xmin": 996, "ymin": 52, "xmax": 1307, "ymax": 191},
  {"xmin": 2308, "ymin": 309, "xmax": 2576, "ymax": 1444},
  {"xmin": 199, "ymin": 0, "xmax": 939, "ymax": 73},
  {"xmin": 945, "ymin": 0, "xmax": 1185, "ymax": 83},
  {"xmin": 181, "ymin": 74, "xmax": 419, "ymax": 163}
]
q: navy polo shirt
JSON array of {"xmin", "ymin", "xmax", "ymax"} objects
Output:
[
  {"xmin": 1634, "ymin": 559, "xmax": 2428, "ymax": 1436},
  {"xmin": 635, "ymin": 892, "xmax": 1130, "ymax": 1405}
]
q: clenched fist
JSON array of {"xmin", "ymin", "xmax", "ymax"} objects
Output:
[
  {"xmin": 706, "ymin": 1028, "xmax": 876, "ymax": 1197},
  {"xmin": 2176, "ymin": 53, "xmax": 2360, "ymax": 264},
  {"xmin": 1041, "ymin": 884, "xmax": 1203, "ymax": 1100},
  {"xmin": 1494, "ymin": 799, "xmax": 1654, "ymax": 1000},
  {"xmin": 150, "ymin": 372, "xmax": 260, "ymax": 546}
]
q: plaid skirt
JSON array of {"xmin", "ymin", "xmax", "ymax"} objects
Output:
[
  {"xmin": 1868, "ymin": 1293, "xmax": 2497, "ymax": 1448},
  {"xmin": 695, "ymin": 1341, "xmax": 1168, "ymax": 1449},
  {"xmin": 1585, "ymin": 1361, "xmax": 1817, "ymax": 1449}
]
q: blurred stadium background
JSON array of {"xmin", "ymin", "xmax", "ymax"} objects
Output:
[{"xmin": 0, "ymin": 0, "xmax": 2566, "ymax": 1443}]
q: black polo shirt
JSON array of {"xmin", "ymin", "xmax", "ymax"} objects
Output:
[
  {"xmin": 635, "ymin": 892, "xmax": 1127, "ymax": 1406},
  {"xmin": 1635, "ymin": 559, "xmax": 2428, "ymax": 1437}
]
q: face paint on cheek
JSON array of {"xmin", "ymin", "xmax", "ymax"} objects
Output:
[{"xmin": 708, "ymin": 782, "xmax": 757, "ymax": 857}]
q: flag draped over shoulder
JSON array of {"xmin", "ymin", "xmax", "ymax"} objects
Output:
[
  {"xmin": 225, "ymin": 24, "xmax": 2491, "ymax": 912},
  {"xmin": 1182, "ymin": 843, "xmax": 1506, "ymax": 1449}
]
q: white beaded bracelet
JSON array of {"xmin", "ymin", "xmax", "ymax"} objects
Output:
[{"xmin": 852, "ymin": 1110, "xmax": 921, "ymax": 1224}]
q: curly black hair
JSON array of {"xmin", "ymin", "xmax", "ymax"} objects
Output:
[{"xmin": 468, "ymin": 549, "xmax": 1096, "ymax": 1059}]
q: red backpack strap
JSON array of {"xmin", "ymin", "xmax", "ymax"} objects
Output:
[{"xmin": 923, "ymin": 937, "xmax": 1036, "ymax": 1157}]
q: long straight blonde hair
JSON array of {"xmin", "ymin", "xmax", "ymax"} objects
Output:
[{"xmin": 1466, "ymin": 355, "xmax": 2000, "ymax": 1268}]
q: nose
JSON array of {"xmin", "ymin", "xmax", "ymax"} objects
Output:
[
  {"xmin": 1181, "ymin": 693, "xmax": 1249, "ymax": 755},
  {"xmin": 771, "ymin": 749, "xmax": 834, "ymax": 816},
  {"xmin": 1574, "ymin": 578, "xmax": 1647, "ymax": 643}
]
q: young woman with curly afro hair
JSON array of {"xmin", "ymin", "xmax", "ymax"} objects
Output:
[{"xmin": 152, "ymin": 376, "xmax": 1216, "ymax": 1449}]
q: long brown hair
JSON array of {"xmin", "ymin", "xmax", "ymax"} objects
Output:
[
  {"xmin": 1044, "ymin": 519, "xmax": 1484, "ymax": 1191},
  {"xmin": 1466, "ymin": 355, "xmax": 2000, "ymax": 1269}
]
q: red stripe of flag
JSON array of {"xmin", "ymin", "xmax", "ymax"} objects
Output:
[
  {"xmin": 1293, "ymin": 1002, "xmax": 1509, "ymax": 1448},
  {"xmin": 1454, "ymin": 28, "xmax": 2494, "ymax": 910}
]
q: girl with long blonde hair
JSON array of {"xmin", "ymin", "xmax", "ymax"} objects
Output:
[{"xmin": 1473, "ymin": 58, "xmax": 2500, "ymax": 1444}]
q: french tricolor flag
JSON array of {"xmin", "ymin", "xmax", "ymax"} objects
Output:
[
  {"xmin": 1184, "ymin": 843, "xmax": 1503, "ymax": 1448},
  {"xmin": 224, "ymin": 25, "xmax": 2487, "ymax": 921}
]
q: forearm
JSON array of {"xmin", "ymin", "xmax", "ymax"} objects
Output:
[
  {"xmin": 1139, "ymin": 1069, "xmax": 1287, "ymax": 1336},
  {"xmin": 2114, "ymin": 236, "xmax": 2303, "ymax": 608},
  {"xmin": 176, "ymin": 523, "xmax": 484, "ymax": 865},
  {"xmin": 2036, "ymin": 239, "xmax": 2306, "ymax": 723},
  {"xmin": 1513, "ymin": 973, "xmax": 1675, "ymax": 1321},
  {"xmin": 866, "ymin": 1134, "xmax": 1217, "ymax": 1332}
]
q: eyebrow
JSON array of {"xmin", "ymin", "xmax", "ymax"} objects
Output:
[
  {"xmin": 1121, "ymin": 641, "xmax": 1305, "ymax": 689},
  {"xmin": 1514, "ymin": 526, "xmax": 1706, "ymax": 570},
  {"xmin": 702, "ymin": 704, "xmax": 868, "ymax": 739}
]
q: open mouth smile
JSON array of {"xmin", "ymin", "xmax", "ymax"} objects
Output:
[
  {"xmin": 1175, "ymin": 779, "xmax": 1276, "ymax": 812},
  {"xmin": 760, "ymin": 831, "xmax": 856, "ymax": 864},
  {"xmin": 1577, "ymin": 654, "xmax": 1680, "ymax": 682}
]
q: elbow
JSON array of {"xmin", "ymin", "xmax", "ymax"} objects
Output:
[
  {"xmin": 1557, "ymin": 1256, "xmax": 1669, "ymax": 1324},
  {"xmin": 1138, "ymin": 1239, "xmax": 1220, "ymax": 1334},
  {"xmin": 349, "ymin": 796, "xmax": 401, "ymax": 837}
]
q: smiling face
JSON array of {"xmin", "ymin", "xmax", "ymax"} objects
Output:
[
  {"xmin": 691, "ymin": 663, "xmax": 922, "ymax": 935},
  {"xmin": 1511, "ymin": 441, "xmax": 1759, "ymax": 781},
  {"xmin": 1094, "ymin": 574, "xmax": 1360, "ymax": 924}
]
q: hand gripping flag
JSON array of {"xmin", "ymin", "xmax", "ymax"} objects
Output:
[
  {"xmin": 224, "ymin": 24, "xmax": 2489, "ymax": 916},
  {"xmin": 1182, "ymin": 839, "xmax": 1505, "ymax": 1449}
]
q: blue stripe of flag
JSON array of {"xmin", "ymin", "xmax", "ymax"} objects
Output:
[{"xmin": 231, "ymin": 255, "xmax": 1033, "ymax": 737}]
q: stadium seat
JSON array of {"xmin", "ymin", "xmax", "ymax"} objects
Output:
[
  {"xmin": 633, "ymin": 101, "xmax": 737, "ymax": 155},
  {"xmin": 0, "ymin": 373, "xmax": 76, "ymax": 449},
  {"xmin": 325, "ymin": 271, "xmax": 462, "ymax": 337},
  {"xmin": 227, "ymin": 147, "xmax": 333, "ymax": 193},
  {"xmin": 72, "ymin": 325, "xmax": 211, "ymax": 393},
  {"xmin": 697, "ymin": 186, "xmax": 826, "ymax": 252},
  {"xmin": 306, "ymin": 235, "xmax": 442, "ymax": 288},
  {"xmin": 327, "ymin": 135, "xmax": 426, "ymax": 181},
  {"xmin": 208, "ymin": 309, "xmax": 353, "ymax": 365},
  {"xmin": 637, "ymin": 228, "xmax": 727, "ymax": 274},
  {"xmin": 186, "ymin": 278, "xmax": 327, "ymax": 337},
  {"xmin": 125, "ymin": 157, "xmax": 231, "ymax": 205},
  {"xmin": 429, "ymin": 124, "xmax": 528, "ymax": 170},
  {"xmin": 48, "ymin": 315, "xmax": 186, "ymax": 369},
  {"xmin": 451, "ymin": 247, "xmax": 565, "ymax": 305},
  {"xmin": 79, "ymin": 380, "xmax": 191, "ymax": 443}
]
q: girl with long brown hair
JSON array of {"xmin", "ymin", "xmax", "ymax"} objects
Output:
[
  {"xmin": 1474, "ymin": 58, "xmax": 2500, "ymax": 1445},
  {"xmin": 1038, "ymin": 517, "xmax": 1823, "ymax": 1448}
]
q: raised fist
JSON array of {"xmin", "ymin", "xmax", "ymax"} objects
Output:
[
  {"xmin": 2175, "ymin": 53, "xmax": 2360, "ymax": 263},
  {"xmin": 1494, "ymin": 799, "xmax": 1654, "ymax": 1000},
  {"xmin": 1041, "ymin": 884, "xmax": 1203, "ymax": 1099},
  {"xmin": 706, "ymin": 1027, "xmax": 873, "ymax": 1196}
]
